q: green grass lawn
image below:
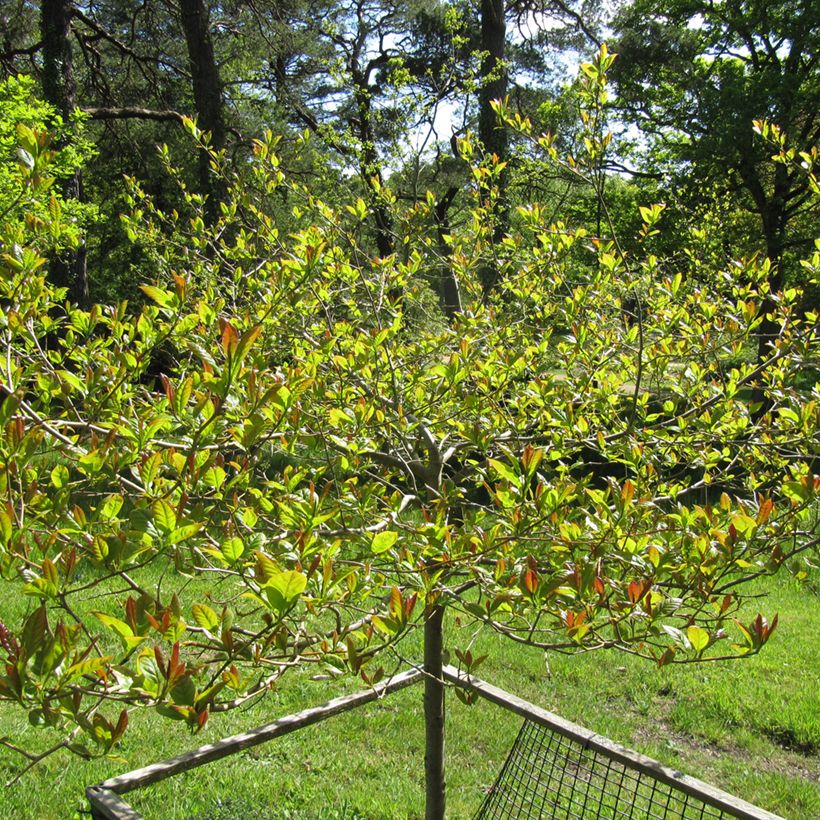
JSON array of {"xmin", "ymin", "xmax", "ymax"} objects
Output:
[{"xmin": 0, "ymin": 572, "xmax": 817, "ymax": 819}]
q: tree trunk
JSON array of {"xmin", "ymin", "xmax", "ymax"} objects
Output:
[
  {"xmin": 479, "ymin": 0, "xmax": 508, "ymax": 165},
  {"xmin": 435, "ymin": 187, "xmax": 462, "ymax": 319},
  {"xmin": 424, "ymin": 604, "xmax": 446, "ymax": 820},
  {"xmin": 478, "ymin": 0, "xmax": 508, "ymax": 296},
  {"xmin": 752, "ymin": 204, "xmax": 787, "ymax": 416},
  {"xmin": 40, "ymin": 0, "xmax": 88, "ymax": 305},
  {"xmin": 352, "ymin": 75, "xmax": 394, "ymax": 259},
  {"xmin": 40, "ymin": 0, "xmax": 74, "ymax": 122},
  {"xmin": 756, "ymin": 221, "xmax": 786, "ymax": 357},
  {"xmin": 179, "ymin": 0, "xmax": 226, "ymax": 221}
]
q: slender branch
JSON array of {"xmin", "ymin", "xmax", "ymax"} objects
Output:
[{"xmin": 2, "ymin": 728, "xmax": 81, "ymax": 786}]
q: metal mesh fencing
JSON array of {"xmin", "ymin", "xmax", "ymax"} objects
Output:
[{"xmin": 475, "ymin": 719, "xmax": 728, "ymax": 820}]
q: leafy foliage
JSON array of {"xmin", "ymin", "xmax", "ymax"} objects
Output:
[
  {"xmin": 0, "ymin": 75, "xmax": 93, "ymax": 256},
  {"xmin": 0, "ymin": 53, "xmax": 817, "ymax": 779}
]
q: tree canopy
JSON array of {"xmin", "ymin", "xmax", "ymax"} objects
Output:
[{"xmin": 611, "ymin": 0, "xmax": 819, "ymax": 279}]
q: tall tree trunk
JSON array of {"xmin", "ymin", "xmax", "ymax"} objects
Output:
[
  {"xmin": 435, "ymin": 187, "xmax": 462, "ymax": 319},
  {"xmin": 478, "ymin": 0, "xmax": 508, "ymax": 296},
  {"xmin": 737, "ymin": 142, "xmax": 789, "ymax": 361},
  {"xmin": 479, "ymin": 0, "xmax": 508, "ymax": 165},
  {"xmin": 752, "ymin": 200, "xmax": 787, "ymax": 417},
  {"xmin": 40, "ymin": 0, "xmax": 74, "ymax": 125},
  {"xmin": 40, "ymin": 0, "xmax": 88, "ymax": 305},
  {"xmin": 179, "ymin": 0, "xmax": 226, "ymax": 222},
  {"xmin": 352, "ymin": 76, "xmax": 394, "ymax": 258},
  {"xmin": 424, "ymin": 604, "xmax": 446, "ymax": 820},
  {"xmin": 757, "ymin": 216, "xmax": 786, "ymax": 356}
]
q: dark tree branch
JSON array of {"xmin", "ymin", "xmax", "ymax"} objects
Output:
[
  {"xmin": 508, "ymin": 0, "xmax": 602, "ymax": 48},
  {"xmin": 71, "ymin": 7, "xmax": 188, "ymax": 76},
  {"xmin": 0, "ymin": 42, "xmax": 42, "ymax": 60},
  {"xmin": 82, "ymin": 107, "xmax": 187, "ymax": 124}
]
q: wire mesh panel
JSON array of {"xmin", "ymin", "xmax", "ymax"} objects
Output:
[{"xmin": 475, "ymin": 719, "xmax": 728, "ymax": 820}]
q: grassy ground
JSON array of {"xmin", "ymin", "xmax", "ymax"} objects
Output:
[{"xmin": 0, "ymin": 572, "xmax": 817, "ymax": 819}]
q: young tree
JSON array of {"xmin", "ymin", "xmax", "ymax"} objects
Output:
[{"xmin": 0, "ymin": 56, "xmax": 817, "ymax": 820}]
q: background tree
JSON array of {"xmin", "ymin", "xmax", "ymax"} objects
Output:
[
  {"xmin": 3, "ymin": 1, "xmax": 619, "ymax": 307},
  {"xmin": 611, "ymin": 0, "xmax": 820, "ymax": 352},
  {"xmin": 3, "ymin": 1, "xmax": 270, "ymax": 295},
  {"xmin": 474, "ymin": 0, "xmax": 605, "ymax": 293}
]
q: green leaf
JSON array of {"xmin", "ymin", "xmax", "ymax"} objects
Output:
[
  {"xmin": 140, "ymin": 453, "xmax": 163, "ymax": 486},
  {"xmin": 254, "ymin": 551, "xmax": 278, "ymax": 582},
  {"xmin": 169, "ymin": 523, "xmax": 202, "ymax": 544},
  {"xmin": 77, "ymin": 449, "xmax": 103, "ymax": 474},
  {"xmin": 329, "ymin": 408, "xmax": 350, "ymax": 427},
  {"xmin": 140, "ymin": 285, "xmax": 172, "ymax": 307},
  {"xmin": 222, "ymin": 536, "xmax": 244, "ymax": 563},
  {"xmin": 687, "ymin": 626, "xmax": 710, "ymax": 654},
  {"xmin": 89, "ymin": 536, "xmax": 109, "ymax": 563},
  {"xmin": 50, "ymin": 464, "xmax": 70, "ymax": 489},
  {"xmin": 191, "ymin": 604, "xmax": 219, "ymax": 632},
  {"xmin": 24, "ymin": 577, "xmax": 58, "ymax": 599},
  {"xmin": 234, "ymin": 325, "xmax": 263, "ymax": 364},
  {"xmin": 0, "ymin": 391, "xmax": 19, "ymax": 426},
  {"xmin": 782, "ymin": 481, "xmax": 810, "ymax": 503},
  {"xmin": 269, "ymin": 384, "xmax": 291, "ymax": 412},
  {"xmin": 371, "ymin": 531, "xmax": 398, "ymax": 554},
  {"xmin": 202, "ymin": 466, "xmax": 226, "ymax": 488},
  {"xmin": 488, "ymin": 458, "xmax": 518, "ymax": 484},
  {"xmin": 371, "ymin": 615, "xmax": 397, "ymax": 636},
  {"xmin": 267, "ymin": 570, "xmax": 307, "ymax": 602},
  {"xmin": 98, "ymin": 494, "xmax": 124, "ymax": 521},
  {"xmin": 155, "ymin": 703, "xmax": 188, "ymax": 721},
  {"xmin": 64, "ymin": 657, "xmax": 110, "ymax": 682},
  {"xmin": 93, "ymin": 611, "xmax": 136, "ymax": 641},
  {"xmin": 730, "ymin": 514, "xmax": 757, "ymax": 537},
  {"xmin": 170, "ymin": 675, "xmax": 197, "ymax": 707},
  {"xmin": 0, "ymin": 507, "xmax": 12, "ymax": 547},
  {"xmin": 58, "ymin": 369, "xmax": 87, "ymax": 395},
  {"xmin": 264, "ymin": 570, "xmax": 308, "ymax": 613},
  {"xmin": 152, "ymin": 500, "xmax": 177, "ymax": 534}
]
